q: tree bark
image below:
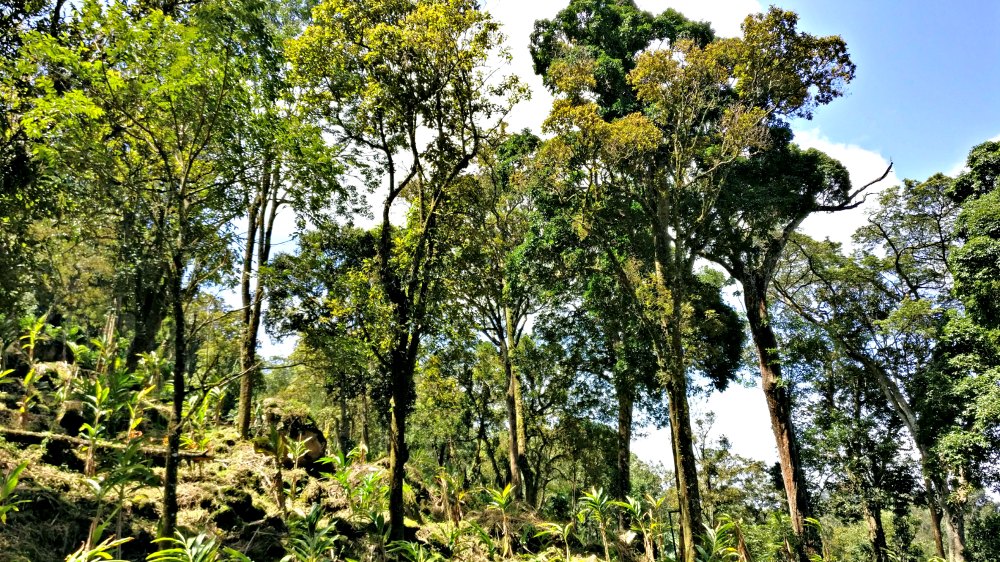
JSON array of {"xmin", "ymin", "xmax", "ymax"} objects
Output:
[
  {"xmin": 744, "ymin": 284, "xmax": 816, "ymax": 562},
  {"xmin": 387, "ymin": 339, "xmax": 415, "ymax": 541},
  {"xmin": 160, "ymin": 254, "xmax": 186, "ymax": 541},
  {"xmin": 664, "ymin": 369, "xmax": 701, "ymax": 562},
  {"xmin": 615, "ymin": 381, "xmax": 634, "ymax": 501},
  {"xmin": 864, "ymin": 500, "xmax": 889, "ymax": 562},
  {"xmin": 124, "ymin": 279, "xmax": 167, "ymax": 374},
  {"xmin": 500, "ymin": 336, "xmax": 522, "ymax": 499},
  {"xmin": 925, "ymin": 477, "xmax": 947, "ymax": 559},
  {"xmin": 238, "ymin": 155, "xmax": 278, "ymax": 439}
]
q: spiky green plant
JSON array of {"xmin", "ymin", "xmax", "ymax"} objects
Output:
[
  {"xmin": 147, "ymin": 531, "xmax": 252, "ymax": 561},
  {"xmin": 281, "ymin": 503, "xmax": 342, "ymax": 562},
  {"xmin": 0, "ymin": 460, "xmax": 28, "ymax": 524},
  {"xmin": 536, "ymin": 519, "xmax": 577, "ymax": 562},
  {"xmin": 578, "ymin": 487, "xmax": 614, "ymax": 562},
  {"xmin": 694, "ymin": 519, "xmax": 741, "ymax": 562},
  {"xmin": 65, "ymin": 535, "xmax": 132, "ymax": 562},
  {"xmin": 387, "ymin": 540, "xmax": 444, "ymax": 562},
  {"xmin": 485, "ymin": 484, "xmax": 516, "ymax": 557}
]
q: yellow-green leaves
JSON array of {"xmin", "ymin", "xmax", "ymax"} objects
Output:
[
  {"xmin": 546, "ymin": 52, "xmax": 598, "ymax": 99},
  {"xmin": 288, "ymin": 0, "xmax": 510, "ymax": 148},
  {"xmin": 733, "ymin": 8, "xmax": 854, "ymax": 119}
]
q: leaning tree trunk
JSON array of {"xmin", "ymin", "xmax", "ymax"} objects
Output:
[
  {"xmin": 852, "ymin": 353, "xmax": 969, "ymax": 562},
  {"xmin": 745, "ymin": 285, "xmax": 817, "ymax": 562}
]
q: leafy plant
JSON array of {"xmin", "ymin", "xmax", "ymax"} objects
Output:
[
  {"xmin": 281, "ymin": 503, "xmax": 342, "ymax": 562},
  {"xmin": 485, "ymin": 484, "xmax": 516, "ymax": 557},
  {"xmin": 147, "ymin": 531, "xmax": 252, "ymax": 562},
  {"xmin": 578, "ymin": 487, "xmax": 614, "ymax": 562},
  {"xmin": 613, "ymin": 494, "xmax": 670, "ymax": 562},
  {"xmin": 285, "ymin": 437, "xmax": 313, "ymax": 507},
  {"xmin": 695, "ymin": 518, "xmax": 741, "ymax": 562},
  {"xmin": 536, "ymin": 519, "xmax": 577, "ymax": 562},
  {"xmin": 65, "ymin": 535, "xmax": 132, "ymax": 562},
  {"xmin": 16, "ymin": 314, "xmax": 49, "ymax": 426},
  {"xmin": 0, "ymin": 460, "xmax": 28, "ymax": 524},
  {"xmin": 387, "ymin": 540, "xmax": 444, "ymax": 562},
  {"xmin": 355, "ymin": 471, "xmax": 389, "ymax": 516}
]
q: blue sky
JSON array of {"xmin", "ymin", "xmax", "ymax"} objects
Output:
[
  {"xmin": 781, "ymin": 0, "xmax": 1000, "ymax": 180},
  {"xmin": 480, "ymin": 0, "xmax": 1000, "ymax": 466},
  {"xmin": 260, "ymin": 0, "xmax": 1000, "ymax": 467}
]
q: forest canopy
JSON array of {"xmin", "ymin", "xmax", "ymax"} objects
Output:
[{"xmin": 0, "ymin": 1, "xmax": 997, "ymax": 561}]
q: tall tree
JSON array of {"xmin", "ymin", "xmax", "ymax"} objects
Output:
[
  {"xmin": 443, "ymin": 131, "xmax": 543, "ymax": 503},
  {"xmin": 534, "ymin": 7, "xmax": 854, "ymax": 558},
  {"xmin": 287, "ymin": 0, "xmax": 520, "ymax": 539},
  {"xmin": 774, "ymin": 174, "xmax": 987, "ymax": 561},
  {"xmin": 703, "ymin": 138, "xmax": 890, "ymax": 558},
  {"xmin": 21, "ymin": 0, "xmax": 248, "ymax": 538},
  {"xmin": 229, "ymin": 0, "xmax": 351, "ymax": 438}
]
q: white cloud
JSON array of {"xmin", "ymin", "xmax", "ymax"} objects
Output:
[
  {"xmin": 633, "ymin": 385, "xmax": 777, "ymax": 469},
  {"xmin": 637, "ymin": 0, "xmax": 762, "ymax": 38},
  {"xmin": 947, "ymin": 132, "xmax": 1000, "ymax": 177},
  {"xmin": 794, "ymin": 128, "xmax": 900, "ymax": 247}
]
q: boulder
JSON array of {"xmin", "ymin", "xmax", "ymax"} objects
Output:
[{"xmin": 259, "ymin": 398, "xmax": 327, "ymax": 466}]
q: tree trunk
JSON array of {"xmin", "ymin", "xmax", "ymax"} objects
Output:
[
  {"xmin": 851, "ymin": 355, "xmax": 968, "ymax": 562},
  {"xmin": 388, "ymin": 347, "xmax": 410, "ymax": 541},
  {"xmin": 338, "ymin": 388, "xmax": 350, "ymax": 454},
  {"xmin": 236, "ymin": 185, "xmax": 260, "ymax": 438},
  {"xmin": 501, "ymin": 337, "xmax": 522, "ymax": 499},
  {"xmin": 744, "ymin": 286, "xmax": 816, "ymax": 562},
  {"xmin": 864, "ymin": 500, "xmax": 889, "ymax": 562},
  {"xmin": 125, "ymin": 280, "xmax": 167, "ymax": 374},
  {"xmin": 360, "ymin": 380, "xmax": 371, "ymax": 459},
  {"xmin": 615, "ymin": 381, "xmax": 634, "ymax": 501},
  {"xmin": 941, "ymin": 490, "xmax": 968, "ymax": 562},
  {"xmin": 665, "ymin": 369, "xmax": 701, "ymax": 562},
  {"xmin": 514, "ymin": 369, "xmax": 535, "ymax": 505},
  {"xmin": 238, "ymin": 155, "xmax": 278, "ymax": 439},
  {"xmin": 160, "ymin": 256, "xmax": 186, "ymax": 541},
  {"xmin": 925, "ymin": 477, "xmax": 947, "ymax": 559}
]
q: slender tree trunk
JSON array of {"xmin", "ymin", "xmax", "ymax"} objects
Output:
[
  {"xmin": 925, "ymin": 477, "xmax": 947, "ymax": 559},
  {"xmin": 160, "ymin": 255, "xmax": 186, "ymax": 541},
  {"xmin": 745, "ymin": 286, "xmax": 816, "ymax": 562},
  {"xmin": 850, "ymin": 355, "xmax": 968, "ymax": 562},
  {"xmin": 388, "ymin": 346, "xmax": 410, "ymax": 541},
  {"xmin": 501, "ymin": 337, "xmax": 522, "ymax": 499},
  {"xmin": 338, "ymin": 388, "xmax": 350, "ymax": 454},
  {"xmin": 359, "ymin": 378, "xmax": 371, "ymax": 460},
  {"xmin": 238, "ymin": 155, "xmax": 279, "ymax": 439},
  {"xmin": 615, "ymin": 381, "xmax": 634, "ymax": 501},
  {"xmin": 237, "ymin": 185, "xmax": 260, "ymax": 438},
  {"xmin": 864, "ymin": 500, "xmax": 889, "ymax": 562}
]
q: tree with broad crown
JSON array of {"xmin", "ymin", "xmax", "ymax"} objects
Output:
[
  {"xmin": 287, "ymin": 0, "xmax": 523, "ymax": 540},
  {"xmin": 533, "ymin": 5, "xmax": 855, "ymax": 560}
]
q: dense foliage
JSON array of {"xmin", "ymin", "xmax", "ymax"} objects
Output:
[{"xmin": 0, "ymin": 1, "xmax": 997, "ymax": 561}]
